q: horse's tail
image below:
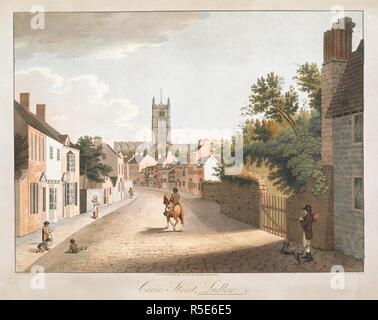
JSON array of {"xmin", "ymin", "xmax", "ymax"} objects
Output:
[{"xmin": 179, "ymin": 207, "xmax": 184, "ymax": 225}]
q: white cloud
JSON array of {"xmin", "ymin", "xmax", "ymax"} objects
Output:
[
  {"xmin": 49, "ymin": 114, "xmax": 67, "ymax": 121},
  {"xmin": 14, "ymin": 12, "xmax": 207, "ymax": 59},
  {"xmin": 15, "ymin": 67, "xmax": 139, "ymax": 143}
]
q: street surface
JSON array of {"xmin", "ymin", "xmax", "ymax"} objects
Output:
[{"xmin": 30, "ymin": 189, "xmax": 363, "ymax": 273}]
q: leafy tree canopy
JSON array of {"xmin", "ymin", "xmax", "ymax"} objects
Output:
[
  {"xmin": 294, "ymin": 62, "xmax": 321, "ymax": 113},
  {"xmin": 75, "ymin": 136, "xmax": 112, "ymax": 186},
  {"xmin": 240, "ymin": 62, "xmax": 325, "ymax": 195},
  {"xmin": 14, "ymin": 133, "xmax": 28, "ymax": 172}
]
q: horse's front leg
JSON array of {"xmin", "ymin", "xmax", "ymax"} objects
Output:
[{"xmin": 173, "ymin": 218, "xmax": 180, "ymax": 231}]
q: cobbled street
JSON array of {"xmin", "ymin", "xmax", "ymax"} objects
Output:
[{"xmin": 30, "ymin": 189, "xmax": 363, "ymax": 273}]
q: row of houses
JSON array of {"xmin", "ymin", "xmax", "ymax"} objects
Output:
[
  {"xmin": 124, "ymin": 140, "xmax": 220, "ymax": 196},
  {"xmin": 14, "ymin": 93, "xmax": 131, "ymax": 237}
]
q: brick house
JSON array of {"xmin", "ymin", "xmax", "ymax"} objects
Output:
[
  {"xmin": 321, "ymin": 17, "xmax": 364, "ymax": 259},
  {"xmin": 14, "ymin": 93, "xmax": 80, "ymax": 236}
]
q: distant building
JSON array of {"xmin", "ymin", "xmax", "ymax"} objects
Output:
[
  {"xmin": 322, "ymin": 17, "xmax": 364, "ymax": 259},
  {"xmin": 113, "ymin": 141, "xmax": 144, "ymax": 155},
  {"xmin": 93, "ymin": 136, "xmax": 125, "ymax": 201},
  {"xmin": 152, "ymin": 94, "xmax": 171, "ymax": 160}
]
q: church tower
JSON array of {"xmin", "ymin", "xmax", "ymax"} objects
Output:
[{"xmin": 151, "ymin": 90, "xmax": 171, "ymax": 160}]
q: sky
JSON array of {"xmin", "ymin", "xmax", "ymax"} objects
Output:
[{"xmin": 14, "ymin": 11, "xmax": 363, "ymax": 146}]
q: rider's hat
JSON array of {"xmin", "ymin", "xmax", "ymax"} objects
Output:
[{"xmin": 172, "ymin": 187, "xmax": 178, "ymax": 192}]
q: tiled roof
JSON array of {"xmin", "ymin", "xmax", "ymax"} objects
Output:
[
  {"xmin": 14, "ymin": 100, "xmax": 78, "ymax": 149},
  {"xmin": 126, "ymin": 155, "xmax": 138, "ymax": 164},
  {"xmin": 326, "ymin": 40, "xmax": 364, "ymax": 118}
]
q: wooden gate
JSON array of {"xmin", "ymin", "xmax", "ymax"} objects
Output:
[{"xmin": 260, "ymin": 194, "xmax": 287, "ymax": 238}]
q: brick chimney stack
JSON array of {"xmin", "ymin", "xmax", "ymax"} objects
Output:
[
  {"xmin": 36, "ymin": 104, "xmax": 46, "ymax": 122},
  {"xmin": 20, "ymin": 93, "xmax": 30, "ymax": 112},
  {"xmin": 321, "ymin": 17, "xmax": 355, "ymax": 166},
  {"xmin": 93, "ymin": 136, "xmax": 103, "ymax": 147}
]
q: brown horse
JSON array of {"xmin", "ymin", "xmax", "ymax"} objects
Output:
[{"xmin": 163, "ymin": 195, "xmax": 184, "ymax": 231}]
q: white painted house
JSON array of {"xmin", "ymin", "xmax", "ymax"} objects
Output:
[
  {"xmin": 198, "ymin": 154, "xmax": 220, "ymax": 182},
  {"xmin": 45, "ymin": 135, "xmax": 63, "ymax": 222}
]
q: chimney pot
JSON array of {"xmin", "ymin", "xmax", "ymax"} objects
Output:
[
  {"xmin": 36, "ymin": 104, "xmax": 46, "ymax": 122},
  {"xmin": 323, "ymin": 17, "xmax": 355, "ymax": 64},
  {"xmin": 20, "ymin": 93, "xmax": 30, "ymax": 111}
]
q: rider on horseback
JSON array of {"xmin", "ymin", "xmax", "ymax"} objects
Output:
[
  {"xmin": 163, "ymin": 187, "xmax": 184, "ymax": 231},
  {"xmin": 170, "ymin": 187, "xmax": 181, "ymax": 211}
]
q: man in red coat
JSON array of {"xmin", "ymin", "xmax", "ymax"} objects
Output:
[{"xmin": 299, "ymin": 204, "xmax": 314, "ymax": 262}]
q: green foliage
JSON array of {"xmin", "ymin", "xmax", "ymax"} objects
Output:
[
  {"xmin": 244, "ymin": 118, "xmax": 284, "ymax": 143},
  {"xmin": 240, "ymin": 62, "xmax": 326, "ymax": 196},
  {"xmin": 294, "ymin": 62, "xmax": 321, "ymax": 113},
  {"xmin": 242, "ymin": 72, "xmax": 299, "ymax": 135},
  {"xmin": 14, "ymin": 133, "xmax": 28, "ymax": 172},
  {"xmin": 214, "ymin": 163, "xmax": 259, "ymax": 187},
  {"xmin": 75, "ymin": 136, "xmax": 112, "ymax": 186},
  {"xmin": 244, "ymin": 114, "xmax": 326, "ymax": 195}
]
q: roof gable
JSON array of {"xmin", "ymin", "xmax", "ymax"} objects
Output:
[
  {"xmin": 326, "ymin": 40, "xmax": 364, "ymax": 118},
  {"xmin": 14, "ymin": 100, "xmax": 78, "ymax": 149}
]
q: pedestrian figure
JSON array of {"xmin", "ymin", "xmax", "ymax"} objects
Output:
[
  {"xmin": 65, "ymin": 239, "xmax": 87, "ymax": 253},
  {"xmin": 128, "ymin": 187, "xmax": 134, "ymax": 199},
  {"xmin": 300, "ymin": 204, "xmax": 314, "ymax": 262},
  {"xmin": 36, "ymin": 221, "xmax": 52, "ymax": 253},
  {"xmin": 92, "ymin": 195, "xmax": 99, "ymax": 219}
]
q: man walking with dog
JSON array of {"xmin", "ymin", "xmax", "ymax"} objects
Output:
[{"xmin": 300, "ymin": 204, "xmax": 314, "ymax": 262}]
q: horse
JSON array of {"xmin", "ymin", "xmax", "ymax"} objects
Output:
[{"xmin": 163, "ymin": 195, "xmax": 184, "ymax": 231}]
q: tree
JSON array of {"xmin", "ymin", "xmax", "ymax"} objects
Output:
[
  {"xmin": 14, "ymin": 133, "xmax": 28, "ymax": 172},
  {"xmin": 244, "ymin": 114, "xmax": 326, "ymax": 195},
  {"xmin": 294, "ymin": 62, "xmax": 321, "ymax": 113},
  {"xmin": 75, "ymin": 136, "xmax": 112, "ymax": 188},
  {"xmin": 242, "ymin": 72, "xmax": 299, "ymax": 135},
  {"xmin": 240, "ymin": 63, "xmax": 325, "ymax": 195}
]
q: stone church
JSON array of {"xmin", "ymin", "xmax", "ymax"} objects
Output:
[{"xmin": 151, "ymin": 94, "xmax": 171, "ymax": 160}]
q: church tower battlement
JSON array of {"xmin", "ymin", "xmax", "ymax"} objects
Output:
[{"xmin": 151, "ymin": 90, "xmax": 171, "ymax": 160}]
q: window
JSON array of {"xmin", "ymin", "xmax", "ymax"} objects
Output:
[
  {"xmin": 30, "ymin": 133, "xmax": 33, "ymax": 160},
  {"xmin": 42, "ymin": 187, "xmax": 46, "ymax": 212},
  {"xmin": 49, "ymin": 146, "xmax": 54, "ymax": 160},
  {"xmin": 353, "ymin": 113, "xmax": 363, "ymax": 143},
  {"xmin": 49, "ymin": 188, "xmax": 57, "ymax": 210},
  {"xmin": 34, "ymin": 134, "xmax": 37, "ymax": 161},
  {"xmin": 41, "ymin": 138, "xmax": 45, "ymax": 161},
  {"xmin": 29, "ymin": 183, "xmax": 38, "ymax": 214},
  {"xmin": 36, "ymin": 137, "xmax": 40, "ymax": 161},
  {"xmin": 67, "ymin": 152, "xmax": 75, "ymax": 172},
  {"xmin": 57, "ymin": 149, "xmax": 60, "ymax": 161},
  {"xmin": 159, "ymin": 111, "xmax": 165, "ymax": 117},
  {"xmin": 354, "ymin": 177, "xmax": 364, "ymax": 210},
  {"xmin": 65, "ymin": 183, "xmax": 77, "ymax": 206}
]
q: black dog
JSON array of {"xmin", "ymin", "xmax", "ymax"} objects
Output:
[{"xmin": 279, "ymin": 241, "xmax": 303, "ymax": 265}]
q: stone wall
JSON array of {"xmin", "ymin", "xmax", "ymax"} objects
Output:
[
  {"xmin": 333, "ymin": 115, "xmax": 364, "ymax": 259},
  {"xmin": 286, "ymin": 166, "xmax": 334, "ymax": 250},
  {"xmin": 203, "ymin": 170, "xmax": 335, "ymax": 251},
  {"xmin": 202, "ymin": 181, "xmax": 260, "ymax": 228}
]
